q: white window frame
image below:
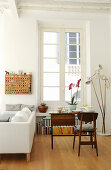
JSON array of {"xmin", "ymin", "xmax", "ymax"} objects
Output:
[{"xmin": 38, "ymin": 26, "xmax": 86, "ymax": 109}]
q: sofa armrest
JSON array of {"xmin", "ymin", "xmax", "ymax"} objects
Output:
[{"xmin": 0, "ymin": 112, "xmax": 35, "ymax": 153}]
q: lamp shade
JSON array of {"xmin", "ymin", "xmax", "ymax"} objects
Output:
[
  {"xmin": 98, "ymin": 64, "xmax": 103, "ymax": 70},
  {"xmin": 101, "ymin": 75, "xmax": 108, "ymax": 80},
  {"xmin": 85, "ymin": 80, "xmax": 91, "ymax": 85},
  {"xmin": 96, "ymin": 64, "xmax": 103, "ymax": 72}
]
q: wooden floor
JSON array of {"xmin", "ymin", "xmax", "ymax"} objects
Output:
[{"xmin": 0, "ymin": 134, "xmax": 111, "ymax": 170}]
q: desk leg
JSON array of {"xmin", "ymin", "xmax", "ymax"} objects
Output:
[
  {"xmin": 73, "ymin": 132, "xmax": 76, "ymax": 149},
  {"xmin": 51, "ymin": 126, "xmax": 53, "ymax": 149}
]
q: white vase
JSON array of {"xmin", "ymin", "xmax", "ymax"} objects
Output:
[{"xmin": 69, "ymin": 105, "xmax": 76, "ymax": 112}]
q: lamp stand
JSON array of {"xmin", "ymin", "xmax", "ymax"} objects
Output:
[{"xmin": 97, "ymin": 132, "xmax": 111, "ymax": 136}]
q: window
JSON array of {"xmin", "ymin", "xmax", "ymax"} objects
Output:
[
  {"xmin": 39, "ymin": 27, "xmax": 85, "ymax": 107},
  {"xmin": 65, "ymin": 32, "xmax": 81, "ymax": 101},
  {"xmin": 42, "ymin": 32, "xmax": 60, "ymax": 101}
]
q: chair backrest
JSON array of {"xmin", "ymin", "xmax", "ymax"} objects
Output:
[
  {"xmin": 78, "ymin": 112, "xmax": 98, "ymax": 123},
  {"xmin": 51, "ymin": 113, "xmax": 75, "ymax": 126}
]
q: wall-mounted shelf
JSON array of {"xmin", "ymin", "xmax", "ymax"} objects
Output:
[{"xmin": 5, "ymin": 74, "xmax": 32, "ymax": 94}]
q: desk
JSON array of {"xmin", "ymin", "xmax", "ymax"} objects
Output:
[{"xmin": 50, "ymin": 113, "xmax": 75, "ymax": 149}]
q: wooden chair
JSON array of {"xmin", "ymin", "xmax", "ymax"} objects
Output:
[
  {"xmin": 51, "ymin": 113, "xmax": 75, "ymax": 149},
  {"xmin": 73, "ymin": 112, "xmax": 98, "ymax": 156}
]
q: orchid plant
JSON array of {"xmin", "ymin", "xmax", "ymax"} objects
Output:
[{"xmin": 67, "ymin": 79, "xmax": 81, "ymax": 105}]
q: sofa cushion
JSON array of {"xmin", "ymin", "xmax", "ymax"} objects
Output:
[
  {"xmin": 22, "ymin": 107, "xmax": 32, "ymax": 118},
  {"xmin": 21, "ymin": 104, "xmax": 35, "ymax": 112},
  {"xmin": 0, "ymin": 113, "xmax": 15, "ymax": 122},
  {"xmin": 6, "ymin": 104, "xmax": 21, "ymax": 111},
  {"xmin": 3, "ymin": 111, "xmax": 17, "ymax": 115},
  {"xmin": 76, "ymin": 123, "xmax": 93, "ymax": 130},
  {"xmin": 0, "ymin": 115, "xmax": 10, "ymax": 122},
  {"xmin": 16, "ymin": 111, "xmax": 29, "ymax": 120},
  {"xmin": 11, "ymin": 114, "xmax": 27, "ymax": 122},
  {"xmin": 11, "ymin": 111, "xmax": 29, "ymax": 122}
]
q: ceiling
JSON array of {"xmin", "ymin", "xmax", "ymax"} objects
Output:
[{"xmin": 0, "ymin": 0, "xmax": 111, "ymax": 16}]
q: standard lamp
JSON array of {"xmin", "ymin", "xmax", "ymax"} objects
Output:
[{"xmin": 86, "ymin": 65, "xmax": 109, "ymax": 134}]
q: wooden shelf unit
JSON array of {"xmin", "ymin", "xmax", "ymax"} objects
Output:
[{"xmin": 5, "ymin": 74, "xmax": 32, "ymax": 94}]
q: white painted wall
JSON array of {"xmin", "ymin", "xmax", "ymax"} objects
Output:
[
  {"xmin": 0, "ymin": 10, "xmax": 111, "ymax": 132},
  {"xmin": 0, "ymin": 12, "xmax": 37, "ymax": 111},
  {"xmin": 89, "ymin": 16, "xmax": 111, "ymax": 132}
]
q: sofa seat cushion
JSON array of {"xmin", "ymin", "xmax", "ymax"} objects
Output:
[{"xmin": 75, "ymin": 123, "xmax": 93, "ymax": 131}]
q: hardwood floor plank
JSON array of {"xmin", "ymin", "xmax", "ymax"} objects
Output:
[{"xmin": 0, "ymin": 135, "xmax": 111, "ymax": 170}]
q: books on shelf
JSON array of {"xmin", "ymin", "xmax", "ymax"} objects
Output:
[
  {"xmin": 53, "ymin": 126, "xmax": 74, "ymax": 135},
  {"xmin": 37, "ymin": 125, "xmax": 74, "ymax": 135},
  {"xmin": 41, "ymin": 126, "xmax": 52, "ymax": 135},
  {"xmin": 37, "ymin": 115, "xmax": 82, "ymax": 135}
]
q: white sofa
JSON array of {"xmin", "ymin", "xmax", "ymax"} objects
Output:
[{"xmin": 0, "ymin": 110, "xmax": 35, "ymax": 162}]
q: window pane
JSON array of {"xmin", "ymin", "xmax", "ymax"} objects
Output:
[
  {"xmin": 65, "ymin": 32, "xmax": 80, "ymax": 44},
  {"xmin": 44, "ymin": 45, "xmax": 59, "ymax": 58},
  {"xmin": 43, "ymin": 87, "xmax": 59, "ymax": 101},
  {"xmin": 44, "ymin": 32, "xmax": 59, "ymax": 44},
  {"xmin": 69, "ymin": 59, "xmax": 77, "ymax": 64},
  {"xmin": 65, "ymin": 73, "xmax": 81, "ymax": 86},
  {"xmin": 69, "ymin": 52, "xmax": 77, "ymax": 58},
  {"xmin": 65, "ymin": 45, "xmax": 80, "ymax": 58},
  {"xmin": 65, "ymin": 65, "xmax": 81, "ymax": 73},
  {"xmin": 69, "ymin": 38, "xmax": 77, "ymax": 44},
  {"xmin": 69, "ymin": 45, "xmax": 76, "ymax": 51},
  {"xmin": 43, "ymin": 59, "xmax": 59, "ymax": 72},
  {"xmin": 43, "ymin": 73, "xmax": 59, "ymax": 86}
]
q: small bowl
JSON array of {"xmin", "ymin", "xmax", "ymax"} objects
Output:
[
  {"xmin": 80, "ymin": 106, "xmax": 95, "ymax": 112},
  {"xmin": 85, "ymin": 106, "xmax": 94, "ymax": 112},
  {"xmin": 80, "ymin": 107, "xmax": 87, "ymax": 111}
]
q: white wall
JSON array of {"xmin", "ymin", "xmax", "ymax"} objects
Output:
[
  {"xmin": 0, "ymin": 10, "xmax": 111, "ymax": 132},
  {"xmin": 0, "ymin": 12, "xmax": 37, "ymax": 111},
  {"xmin": 89, "ymin": 16, "xmax": 111, "ymax": 132}
]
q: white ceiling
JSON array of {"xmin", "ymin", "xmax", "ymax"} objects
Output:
[{"xmin": 0, "ymin": 0, "xmax": 111, "ymax": 16}]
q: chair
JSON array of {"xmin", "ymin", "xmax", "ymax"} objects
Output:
[
  {"xmin": 73, "ymin": 112, "xmax": 98, "ymax": 156},
  {"xmin": 51, "ymin": 113, "xmax": 75, "ymax": 149}
]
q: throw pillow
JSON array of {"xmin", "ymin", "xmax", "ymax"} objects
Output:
[
  {"xmin": 22, "ymin": 107, "xmax": 32, "ymax": 118},
  {"xmin": 21, "ymin": 104, "xmax": 35, "ymax": 112},
  {"xmin": 76, "ymin": 123, "xmax": 93, "ymax": 130},
  {"xmin": 11, "ymin": 112, "xmax": 28, "ymax": 122},
  {"xmin": 15, "ymin": 111, "xmax": 28, "ymax": 120},
  {"xmin": 6, "ymin": 104, "xmax": 21, "ymax": 111},
  {"xmin": 0, "ymin": 116, "xmax": 10, "ymax": 122}
]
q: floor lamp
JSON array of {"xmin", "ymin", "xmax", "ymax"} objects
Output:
[{"xmin": 86, "ymin": 65, "xmax": 110, "ymax": 135}]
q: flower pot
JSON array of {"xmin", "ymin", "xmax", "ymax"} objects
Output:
[
  {"xmin": 69, "ymin": 105, "xmax": 76, "ymax": 112},
  {"xmin": 38, "ymin": 106, "xmax": 48, "ymax": 113}
]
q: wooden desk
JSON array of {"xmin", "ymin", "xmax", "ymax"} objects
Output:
[{"xmin": 50, "ymin": 113, "xmax": 75, "ymax": 149}]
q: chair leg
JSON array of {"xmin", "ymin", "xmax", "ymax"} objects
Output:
[
  {"xmin": 94, "ymin": 131, "xmax": 98, "ymax": 156},
  {"xmin": 73, "ymin": 132, "xmax": 76, "ymax": 149},
  {"xmin": 78, "ymin": 132, "xmax": 81, "ymax": 156},
  {"xmin": 0, "ymin": 154, "xmax": 1, "ymax": 162},
  {"xmin": 90, "ymin": 132, "xmax": 93, "ymax": 149},
  {"xmin": 51, "ymin": 135, "xmax": 53, "ymax": 149},
  {"xmin": 51, "ymin": 127, "xmax": 53, "ymax": 149}
]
